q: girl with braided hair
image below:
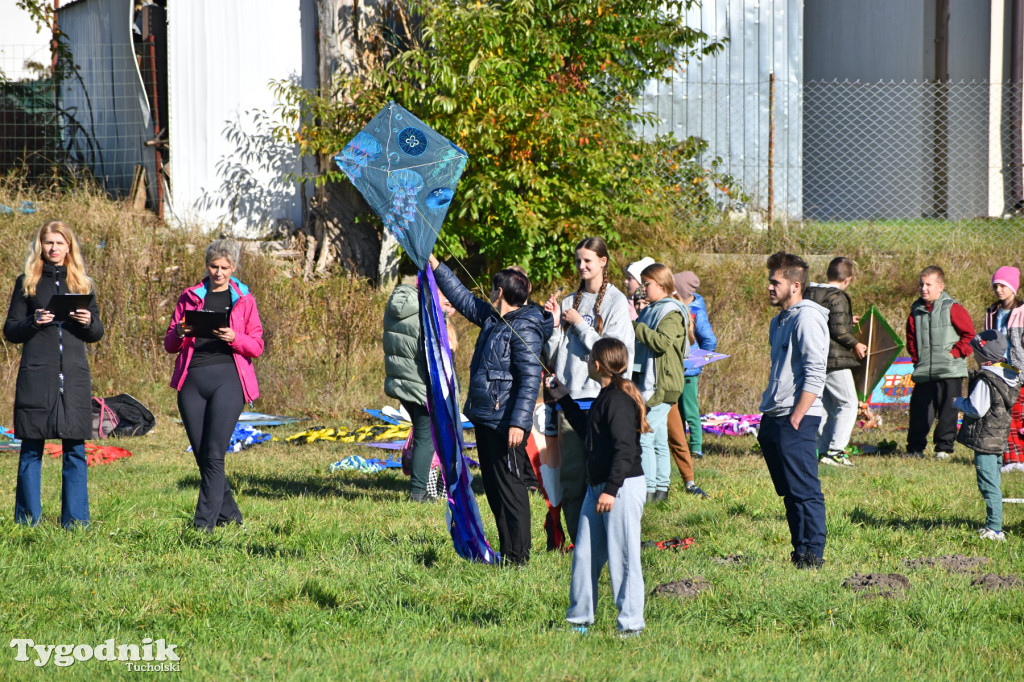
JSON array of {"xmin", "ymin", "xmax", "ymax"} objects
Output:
[{"xmin": 543, "ymin": 237, "xmax": 635, "ymax": 544}]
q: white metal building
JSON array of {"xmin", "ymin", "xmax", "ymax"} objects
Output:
[{"xmin": 55, "ymin": 0, "xmax": 316, "ymax": 232}]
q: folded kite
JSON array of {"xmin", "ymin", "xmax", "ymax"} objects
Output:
[{"xmin": 701, "ymin": 412, "xmax": 761, "ymax": 437}]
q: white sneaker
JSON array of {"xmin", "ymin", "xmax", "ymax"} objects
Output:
[
  {"xmin": 840, "ymin": 455, "xmax": 855, "ymax": 468},
  {"xmin": 934, "ymin": 451, "xmax": 952, "ymax": 460},
  {"xmin": 818, "ymin": 454, "xmax": 844, "ymax": 467},
  {"xmin": 978, "ymin": 528, "xmax": 1006, "ymax": 542}
]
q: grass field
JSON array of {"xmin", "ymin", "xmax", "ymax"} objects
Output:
[
  {"xmin": 1, "ymin": 417, "xmax": 1021, "ymax": 680},
  {"xmin": 1, "ymin": 183, "xmax": 1023, "ymax": 679}
]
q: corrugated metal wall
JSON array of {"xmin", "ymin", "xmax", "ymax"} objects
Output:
[
  {"xmin": 168, "ymin": 0, "xmax": 316, "ymax": 233},
  {"xmin": 640, "ymin": 0, "xmax": 804, "ymax": 218},
  {"xmin": 803, "ymin": 0, "xmax": 995, "ymax": 221},
  {"xmin": 58, "ymin": 0, "xmax": 157, "ymax": 204}
]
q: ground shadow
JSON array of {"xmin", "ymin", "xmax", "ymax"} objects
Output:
[
  {"xmin": 848, "ymin": 507, "xmax": 976, "ymax": 531},
  {"xmin": 176, "ymin": 472, "xmax": 408, "ymax": 500}
]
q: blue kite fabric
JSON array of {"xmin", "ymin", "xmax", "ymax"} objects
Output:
[
  {"xmin": 186, "ymin": 424, "xmax": 273, "ymax": 454},
  {"xmin": 338, "ymin": 102, "xmax": 498, "ymax": 564},
  {"xmin": 334, "ymin": 101, "xmax": 467, "ymax": 270},
  {"xmin": 328, "ymin": 455, "xmax": 402, "ymax": 474},
  {"xmin": 420, "ymin": 267, "xmax": 498, "ymax": 563}
]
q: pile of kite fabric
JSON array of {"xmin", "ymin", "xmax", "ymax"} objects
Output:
[
  {"xmin": 335, "ymin": 101, "xmax": 497, "ymax": 564},
  {"xmin": 701, "ymin": 413, "xmax": 761, "ymax": 437},
  {"xmin": 44, "ymin": 442, "xmax": 132, "ymax": 466}
]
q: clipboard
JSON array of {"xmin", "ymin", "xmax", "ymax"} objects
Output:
[
  {"xmin": 44, "ymin": 293, "xmax": 94, "ymax": 322},
  {"xmin": 184, "ymin": 310, "xmax": 230, "ymax": 338}
]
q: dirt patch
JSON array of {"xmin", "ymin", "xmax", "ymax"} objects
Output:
[
  {"xmin": 903, "ymin": 555, "xmax": 991, "ymax": 573},
  {"xmin": 653, "ymin": 576, "xmax": 712, "ymax": 599},
  {"xmin": 710, "ymin": 554, "xmax": 754, "ymax": 566},
  {"xmin": 970, "ymin": 573, "xmax": 1023, "ymax": 591},
  {"xmin": 843, "ymin": 573, "xmax": 910, "ymax": 600}
]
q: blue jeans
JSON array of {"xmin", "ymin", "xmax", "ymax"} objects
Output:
[
  {"xmin": 639, "ymin": 402, "xmax": 672, "ymax": 493},
  {"xmin": 15, "ymin": 438, "xmax": 89, "ymax": 529},
  {"xmin": 757, "ymin": 414, "xmax": 825, "ymax": 560}
]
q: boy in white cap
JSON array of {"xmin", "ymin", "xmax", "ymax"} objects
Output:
[{"xmin": 624, "ymin": 257, "xmax": 655, "ymax": 321}]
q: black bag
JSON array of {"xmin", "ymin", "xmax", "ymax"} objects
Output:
[{"xmin": 92, "ymin": 394, "xmax": 156, "ymax": 437}]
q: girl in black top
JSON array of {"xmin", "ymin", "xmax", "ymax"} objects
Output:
[
  {"xmin": 548, "ymin": 337, "xmax": 650, "ymax": 635},
  {"xmin": 4, "ymin": 221, "xmax": 103, "ymax": 529}
]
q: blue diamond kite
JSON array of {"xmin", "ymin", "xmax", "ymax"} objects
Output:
[{"xmin": 334, "ymin": 101, "xmax": 468, "ymax": 270}]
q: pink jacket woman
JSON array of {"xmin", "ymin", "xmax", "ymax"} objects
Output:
[{"xmin": 163, "ymin": 277, "xmax": 264, "ymax": 402}]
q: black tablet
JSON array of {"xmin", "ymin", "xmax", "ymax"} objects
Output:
[
  {"xmin": 184, "ymin": 310, "xmax": 230, "ymax": 339},
  {"xmin": 44, "ymin": 293, "xmax": 95, "ymax": 322}
]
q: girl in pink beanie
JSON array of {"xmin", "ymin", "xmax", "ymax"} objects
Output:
[{"xmin": 985, "ymin": 266, "xmax": 1024, "ymax": 472}]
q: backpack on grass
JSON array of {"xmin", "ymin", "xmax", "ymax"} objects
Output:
[{"xmin": 91, "ymin": 394, "xmax": 156, "ymax": 438}]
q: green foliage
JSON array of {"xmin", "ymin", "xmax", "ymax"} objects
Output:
[{"xmin": 272, "ymin": 0, "xmax": 726, "ymax": 283}]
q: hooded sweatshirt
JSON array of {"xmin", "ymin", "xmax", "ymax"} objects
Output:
[
  {"xmin": 545, "ymin": 284, "xmax": 635, "ymax": 400},
  {"xmin": 759, "ymin": 298, "xmax": 830, "ymax": 418}
]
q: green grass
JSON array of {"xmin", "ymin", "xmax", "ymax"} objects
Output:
[{"xmin": 0, "ymin": 419, "xmax": 1022, "ymax": 680}]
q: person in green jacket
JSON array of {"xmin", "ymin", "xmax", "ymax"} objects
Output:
[
  {"xmin": 632, "ymin": 263, "xmax": 690, "ymax": 502},
  {"xmin": 383, "ymin": 282, "xmax": 435, "ymax": 502}
]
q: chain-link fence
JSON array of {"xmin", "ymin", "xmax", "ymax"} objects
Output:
[
  {"xmin": 645, "ymin": 79, "xmax": 1024, "ymax": 253},
  {"xmin": 1, "ymin": 40, "xmax": 162, "ymax": 210},
  {"xmin": 5, "ymin": 47, "xmax": 1024, "ymax": 253}
]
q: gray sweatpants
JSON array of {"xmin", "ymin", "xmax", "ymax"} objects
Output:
[
  {"xmin": 566, "ymin": 475, "xmax": 646, "ymax": 632},
  {"xmin": 817, "ymin": 369, "xmax": 858, "ymax": 454}
]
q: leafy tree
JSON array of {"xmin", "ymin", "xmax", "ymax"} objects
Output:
[{"xmin": 275, "ymin": 0, "xmax": 726, "ymax": 283}]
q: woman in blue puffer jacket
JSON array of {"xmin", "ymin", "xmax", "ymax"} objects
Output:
[{"xmin": 429, "ymin": 253, "xmax": 552, "ymax": 565}]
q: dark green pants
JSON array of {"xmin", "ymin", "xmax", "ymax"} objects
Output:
[
  {"xmin": 402, "ymin": 401, "xmax": 434, "ymax": 496},
  {"xmin": 679, "ymin": 375, "xmax": 703, "ymax": 454}
]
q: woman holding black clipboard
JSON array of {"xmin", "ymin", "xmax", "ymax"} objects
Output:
[
  {"xmin": 4, "ymin": 220, "xmax": 103, "ymax": 529},
  {"xmin": 164, "ymin": 239, "xmax": 263, "ymax": 532}
]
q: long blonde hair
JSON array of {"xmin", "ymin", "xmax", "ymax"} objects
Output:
[
  {"xmin": 22, "ymin": 221, "xmax": 94, "ymax": 297},
  {"xmin": 591, "ymin": 338, "xmax": 652, "ymax": 434}
]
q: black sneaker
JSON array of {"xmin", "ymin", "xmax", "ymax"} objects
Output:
[{"xmin": 792, "ymin": 552, "xmax": 824, "ymax": 569}]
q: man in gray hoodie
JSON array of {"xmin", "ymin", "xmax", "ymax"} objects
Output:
[{"xmin": 757, "ymin": 252, "xmax": 830, "ymax": 568}]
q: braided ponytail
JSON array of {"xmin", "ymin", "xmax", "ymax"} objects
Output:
[
  {"xmin": 593, "ymin": 274, "xmax": 608, "ymax": 334},
  {"xmin": 562, "ymin": 282, "xmax": 587, "ymax": 331}
]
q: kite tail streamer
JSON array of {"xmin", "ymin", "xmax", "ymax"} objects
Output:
[{"xmin": 419, "ymin": 268, "xmax": 499, "ymax": 564}]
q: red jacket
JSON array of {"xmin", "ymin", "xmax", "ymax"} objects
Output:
[
  {"xmin": 164, "ymin": 278, "xmax": 264, "ymax": 402},
  {"xmin": 905, "ymin": 301, "xmax": 974, "ymax": 365}
]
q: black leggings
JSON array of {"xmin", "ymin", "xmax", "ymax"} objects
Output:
[{"xmin": 177, "ymin": 362, "xmax": 245, "ymax": 529}]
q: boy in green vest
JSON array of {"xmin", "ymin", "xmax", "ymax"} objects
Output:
[{"xmin": 905, "ymin": 266, "xmax": 976, "ymax": 458}]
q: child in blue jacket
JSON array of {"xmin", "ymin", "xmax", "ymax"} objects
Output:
[{"xmin": 674, "ymin": 271, "xmax": 717, "ymax": 458}]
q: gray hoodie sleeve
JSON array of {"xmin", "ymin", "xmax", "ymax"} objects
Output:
[
  {"xmin": 794, "ymin": 308, "xmax": 828, "ymax": 396},
  {"xmin": 954, "ymin": 376, "xmax": 992, "ymax": 419}
]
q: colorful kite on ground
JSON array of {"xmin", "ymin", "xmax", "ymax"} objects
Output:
[{"xmin": 336, "ymin": 102, "xmax": 497, "ymax": 563}]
